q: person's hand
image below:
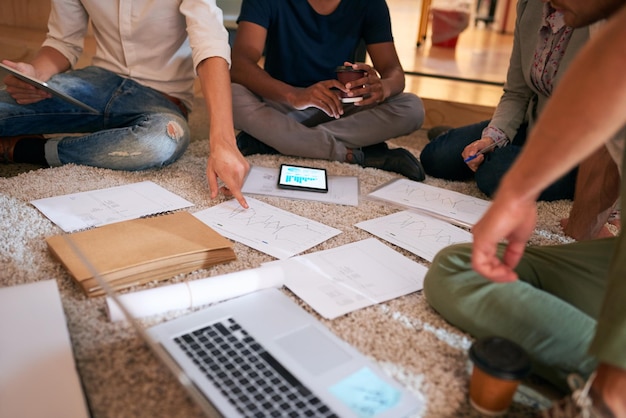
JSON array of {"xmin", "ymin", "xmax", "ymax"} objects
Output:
[
  {"xmin": 462, "ymin": 137, "xmax": 495, "ymax": 171},
  {"xmin": 289, "ymin": 79, "xmax": 346, "ymax": 119},
  {"xmin": 342, "ymin": 62, "xmax": 385, "ymax": 106},
  {"xmin": 1, "ymin": 60, "xmax": 52, "ymax": 104},
  {"xmin": 471, "ymin": 191, "xmax": 537, "ymax": 283},
  {"xmin": 206, "ymin": 137, "xmax": 250, "ymax": 209}
]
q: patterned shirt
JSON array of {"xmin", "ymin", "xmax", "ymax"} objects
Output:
[{"xmin": 483, "ymin": 3, "xmax": 574, "ymax": 147}]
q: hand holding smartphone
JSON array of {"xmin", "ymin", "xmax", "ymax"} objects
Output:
[{"xmin": 277, "ymin": 164, "xmax": 328, "ymax": 193}]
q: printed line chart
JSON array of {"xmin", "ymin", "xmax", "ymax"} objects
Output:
[
  {"xmin": 277, "ymin": 238, "xmax": 427, "ymax": 319},
  {"xmin": 355, "ymin": 210, "xmax": 473, "ymax": 262},
  {"xmin": 193, "ymin": 197, "xmax": 341, "ymax": 259},
  {"xmin": 367, "ymin": 179, "xmax": 490, "ymax": 227},
  {"xmin": 30, "ymin": 181, "xmax": 194, "ymax": 232}
]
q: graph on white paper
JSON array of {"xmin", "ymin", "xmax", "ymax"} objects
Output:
[
  {"xmin": 30, "ymin": 181, "xmax": 194, "ymax": 232},
  {"xmin": 193, "ymin": 197, "xmax": 341, "ymax": 259},
  {"xmin": 355, "ymin": 210, "xmax": 473, "ymax": 261},
  {"xmin": 367, "ymin": 179, "xmax": 490, "ymax": 227},
  {"xmin": 276, "ymin": 238, "xmax": 428, "ymax": 319}
]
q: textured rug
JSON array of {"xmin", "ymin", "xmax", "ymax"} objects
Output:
[{"xmin": 1, "ymin": 109, "xmax": 582, "ymax": 417}]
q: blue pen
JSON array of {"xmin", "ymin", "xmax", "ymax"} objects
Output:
[{"xmin": 463, "ymin": 141, "xmax": 500, "ymax": 163}]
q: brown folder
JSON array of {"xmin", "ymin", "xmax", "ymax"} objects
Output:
[{"xmin": 46, "ymin": 212, "xmax": 236, "ymax": 297}]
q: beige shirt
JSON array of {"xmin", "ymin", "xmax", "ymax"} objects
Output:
[{"xmin": 42, "ymin": 0, "xmax": 232, "ymax": 110}]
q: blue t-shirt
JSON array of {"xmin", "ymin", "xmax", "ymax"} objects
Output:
[{"xmin": 237, "ymin": 0, "xmax": 393, "ymax": 87}]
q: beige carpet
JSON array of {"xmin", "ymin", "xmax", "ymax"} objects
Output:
[{"xmin": 0, "ymin": 104, "xmax": 581, "ymax": 417}]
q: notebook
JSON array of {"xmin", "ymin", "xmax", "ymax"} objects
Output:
[
  {"xmin": 0, "ymin": 280, "xmax": 90, "ymax": 418},
  {"xmin": 46, "ymin": 211, "xmax": 236, "ymax": 297}
]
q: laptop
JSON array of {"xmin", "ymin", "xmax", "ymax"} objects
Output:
[
  {"xmin": 0, "ymin": 62, "xmax": 98, "ymax": 113},
  {"xmin": 65, "ymin": 229, "xmax": 422, "ymax": 417},
  {"xmin": 146, "ymin": 288, "xmax": 422, "ymax": 417}
]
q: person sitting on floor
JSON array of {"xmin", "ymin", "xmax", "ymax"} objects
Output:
[
  {"xmin": 0, "ymin": 0, "xmax": 250, "ymax": 208},
  {"xmin": 420, "ymin": 0, "xmax": 620, "ymax": 202},
  {"xmin": 229, "ymin": 0, "xmax": 426, "ymax": 182},
  {"xmin": 426, "ymin": 0, "xmax": 624, "ymax": 240},
  {"xmin": 424, "ymin": 0, "xmax": 626, "ymax": 415}
]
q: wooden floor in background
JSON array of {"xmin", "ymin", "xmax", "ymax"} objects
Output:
[{"xmin": 387, "ymin": 0, "xmax": 513, "ymax": 127}]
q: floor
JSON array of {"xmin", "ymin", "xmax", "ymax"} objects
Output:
[{"xmin": 387, "ymin": 0, "xmax": 513, "ymax": 111}]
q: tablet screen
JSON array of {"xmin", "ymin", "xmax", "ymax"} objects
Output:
[{"xmin": 277, "ymin": 164, "xmax": 328, "ymax": 193}]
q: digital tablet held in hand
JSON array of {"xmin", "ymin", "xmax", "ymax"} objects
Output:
[
  {"xmin": 0, "ymin": 63, "xmax": 98, "ymax": 113},
  {"xmin": 277, "ymin": 164, "xmax": 329, "ymax": 193}
]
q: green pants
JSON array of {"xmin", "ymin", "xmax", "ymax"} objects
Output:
[{"xmin": 424, "ymin": 237, "xmax": 626, "ymax": 392}]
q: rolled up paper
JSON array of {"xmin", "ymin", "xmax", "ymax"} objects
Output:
[{"xmin": 107, "ymin": 265, "xmax": 285, "ymax": 322}]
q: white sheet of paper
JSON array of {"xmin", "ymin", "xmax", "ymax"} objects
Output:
[
  {"xmin": 193, "ymin": 197, "xmax": 341, "ymax": 259},
  {"xmin": 242, "ymin": 165, "xmax": 359, "ymax": 206},
  {"xmin": 30, "ymin": 181, "xmax": 194, "ymax": 232},
  {"xmin": 355, "ymin": 210, "xmax": 473, "ymax": 262},
  {"xmin": 0, "ymin": 281, "xmax": 90, "ymax": 418},
  {"xmin": 367, "ymin": 178, "xmax": 490, "ymax": 227},
  {"xmin": 268, "ymin": 238, "xmax": 427, "ymax": 319}
]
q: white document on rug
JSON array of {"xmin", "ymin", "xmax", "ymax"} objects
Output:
[
  {"xmin": 0, "ymin": 280, "xmax": 90, "ymax": 418},
  {"xmin": 193, "ymin": 196, "xmax": 341, "ymax": 259},
  {"xmin": 355, "ymin": 210, "xmax": 473, "ymax": 262},
  {"xmin": 30, "ymin": 180, "xmax": 194, "ymax": 232},
  {"xmin": 367, "ymin": 178, "xmax": 491, "ymax": 227},
  {"xmin": 266, "ymin": 238, "xmax": 427, "ymax": 319},
  {"xmin": 242, "ymin": 165, "xmax": 359, "ymax": 206}
]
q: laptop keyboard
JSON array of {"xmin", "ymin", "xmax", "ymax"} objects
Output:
[{"xmin": 174, "ymin": 317, "xmax": 338, "ymax": 418}]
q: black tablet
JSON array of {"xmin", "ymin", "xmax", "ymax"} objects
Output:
[{"xmin": 277, "ymin": 164, "xmax": 328, "ymax": 193}]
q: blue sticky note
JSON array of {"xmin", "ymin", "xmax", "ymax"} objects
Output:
[{"xmin": 329, "ymin": 367, "xmax": 401, "ymax": 417}]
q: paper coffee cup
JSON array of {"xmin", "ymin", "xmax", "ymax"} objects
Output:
[
  {"xmin": 336, "ymin": 66, "xmax": 366, "ymax": 103},
  {"xmin": 468, "ymin": 337, "xmax": 531, "ymax": 416}
]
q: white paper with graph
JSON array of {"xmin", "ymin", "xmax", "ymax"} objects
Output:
[
  {"xmin": 367, "ymin": 178, "xmax": 490, "ymax": 227},
  {"xmin": 267, "ymin": 238, "xmax": 428, "ymax": 319},
  {"xmin": 193, "ymin": 197, "xmax": 341, "ymax": 259},
  {"xmin": 355, "ymin": 210, "xmax": 473, "ymax": 262},
  {"xmin": 30, "ymin": 181, "xmax": 193, "ymax": 232}
]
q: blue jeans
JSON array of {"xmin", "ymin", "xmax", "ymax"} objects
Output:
[
  {"xmin": 420, "ymin": 120, "xmax": 577, "ymax": 201},
  {"xmin": 0, "ymin": 67, "xmax": 190, "ymax": 170}
]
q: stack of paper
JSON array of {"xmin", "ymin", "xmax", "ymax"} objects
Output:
[{"xmin": 46, "ymin": 212, "xmax": 236, "ymax": 297}]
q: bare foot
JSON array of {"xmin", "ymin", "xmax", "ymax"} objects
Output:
[{"xmin": 560, "ymin": 218, "xmax": 615, "ymax": 240}]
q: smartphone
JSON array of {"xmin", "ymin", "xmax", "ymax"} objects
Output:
[{"xmin": 277, "ymin": 164, "xmax": 328, "ymax": 193}]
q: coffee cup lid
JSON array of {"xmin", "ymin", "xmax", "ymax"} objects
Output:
[{"xmin": 469, "ymin": 337, "xmax": 531, "ymax": 380}]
